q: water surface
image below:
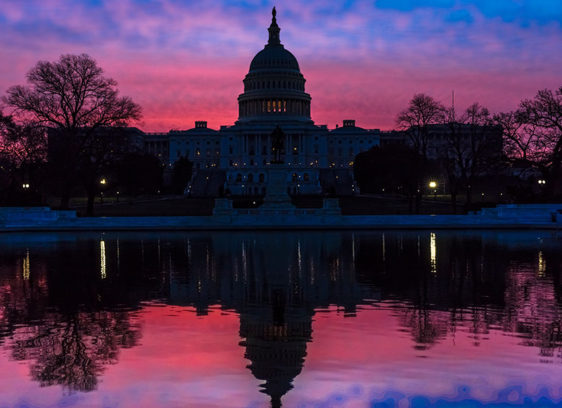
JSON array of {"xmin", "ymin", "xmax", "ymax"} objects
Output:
[{"xmin": 0, "ymin": 231, "xmax": 561, "ymax": 407}]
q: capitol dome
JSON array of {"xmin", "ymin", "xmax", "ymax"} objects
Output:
[
  {"xmin": 238, "ymin": 7, "xmax": 311, "ymax": 123},
  {"xmin": 249, "ymin": 45, "xmax": 300, "ymax": 73}
]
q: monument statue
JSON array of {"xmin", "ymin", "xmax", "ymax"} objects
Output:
[{"xmin": 271, "ymin": 125, "xmax": 285, "ymax": 164}]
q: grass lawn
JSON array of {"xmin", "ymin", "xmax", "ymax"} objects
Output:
[{"xmin": 67, "ymin": 194, "xmax": 484, "ymax": 216}]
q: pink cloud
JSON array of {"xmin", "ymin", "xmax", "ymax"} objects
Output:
[{"xmin": 1, "ymin": 0, "xmax": 561, "ymax": 132}]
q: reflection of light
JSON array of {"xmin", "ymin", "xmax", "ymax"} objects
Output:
[
  {"xmin": 242, "ymin": 242, "xmax": 247, "ymax": 277},
  {"xmin": 382, "ymin": 233, "xmax": 386, "ymax": 263},
  {"xmin": 430, "ymin": 233, "xmax": 437, "ymax": 274},
  {"xmin": 538, "ymin": 251, "xmax": 546, "ymax": 277},
  {"xmin": 23, "ymin": 250, "xmax": 30, "ymax": 280},
  {"xmin": 116, "ymin": 238, "xmax": 120, "ymax": 271},
  {"xmin": 297, "ymin": 240, "xmax": 302, "ymax": 273},
  {"xmin": 352, "ymin": 233, "xmax": 356, "ymax": 263},
  {"xmin": 100, "ymin": 240, "xmax": 107, "ymax": 279}
]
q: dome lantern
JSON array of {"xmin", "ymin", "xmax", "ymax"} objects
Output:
[{"xmin": 268, "ymin": 7, "xmax": 281, "ymax": 46}]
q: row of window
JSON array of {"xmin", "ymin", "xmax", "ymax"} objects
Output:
[
  {"xmin": 239, "ymin": 100, "xmax": 310, "ymax": 116},
  {"xmin": 246, "ymin": 79, "xmax": 303, "ymax": 91}
]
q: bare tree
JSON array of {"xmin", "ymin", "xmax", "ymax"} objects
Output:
[
  {"xmin": 442, "ymin": 103, "xmax": 501, "ymax": 207},
  {"xmin": 519, "ymin": 86, "xmax": 562, "ymax": 194},
  {"xmin": 0, "ymin": 111, "xmax": 47, "ymax": 203},
  {"xmin": 3, "ymin": 54, "xmax": 142, "ymax": 212},
  {"xmin": 397, "ymin": 93, "xmax": 446, "ymax": 159}
]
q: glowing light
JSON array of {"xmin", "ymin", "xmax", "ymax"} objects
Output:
[
  {"xmin": 100, "ymin": 178, "xmax": 107, "ymax": 185},
  {"xmin": 429, "ymin": 181, "xmax": 437, "ymax": 189},
  {"xmin": 100, "ymin": 240, "xmax": 107, "ymax": 279},
  {"xmin": 430, "ymin": 232, "xmax": 437, "ymax": 274}
]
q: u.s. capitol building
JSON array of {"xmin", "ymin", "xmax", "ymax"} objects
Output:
[{"xmin": 145, "ymin": 8, "xmax": 380, "ymax": 196}]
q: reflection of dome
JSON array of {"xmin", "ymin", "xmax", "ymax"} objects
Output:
[
  {"xmin": 239, "ymin": 290, "xmax": 313, "ymax": 408},
  {"xmin": 238, "ymin": 7, "xmax": 311, "ymax": 122}
]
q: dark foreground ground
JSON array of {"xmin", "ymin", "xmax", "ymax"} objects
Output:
[{"xmin": 71, "ymin": 194, "xmax": 467, "ymax": 217}]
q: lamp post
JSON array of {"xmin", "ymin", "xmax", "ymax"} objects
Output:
[
  {"xmin": 429, "ymin": 181, "xmax": 437, "ymax": 200},
  {"xmin": 99, "ymin": 178, "xmax": 107, "ymax": 205}
]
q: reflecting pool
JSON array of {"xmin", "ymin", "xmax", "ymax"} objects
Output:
[{"xmin": 0, "ymin": 231, "xmax": 561, "ymax": 407}]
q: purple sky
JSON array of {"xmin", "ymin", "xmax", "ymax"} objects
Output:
[{"xmin": 1, "ymin": 0, "xmax": 561, "ymax": 131}]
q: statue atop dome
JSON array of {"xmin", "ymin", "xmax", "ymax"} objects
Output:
[{"xmin": 268, "ymin": 6, "xmax": 281, "ymax": 45}]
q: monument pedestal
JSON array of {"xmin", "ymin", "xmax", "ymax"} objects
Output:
[
  {"xmin": 213, "ymin": 164, "xmax": 342, "ymax": 217},
  {"xmin": 260, "ymin": 165, "xmax": 296, "ymax": 212},
  {"xmin": 213, "ymin": 198, "xmax": 234, "ymax": 215},
  {"xmin": 321, "ymin": 198, "xmax": 341, "ymax": 215}
]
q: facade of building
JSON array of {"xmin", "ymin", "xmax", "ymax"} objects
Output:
[
  {"xmin": 380, "ymin": 123, "xmax": 503, "ymax": 161},
  {"xmin": 144, "ymin": 132, "xmax": 170, "ymax": 163},
  {"xmin": 146, "ymin": 8, "xmax": 380, "ymax": 196}
]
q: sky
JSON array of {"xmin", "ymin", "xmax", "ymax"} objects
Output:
[{"xmin": 1, "ymin": 0, "xmax": 562, "ymax": 132}]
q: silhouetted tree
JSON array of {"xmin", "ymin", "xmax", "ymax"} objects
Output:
[
  {"xmin": 3, "ymin": 54, "xmax": 142, "ymax": 210},
  {"xmin": 493, "ymin": 110, "xmax": 540, "ymax": 164},
  {"xmin": 171, "ymin": 156, "xmax": 193, "ymax": 194},
  {"xmin": 0, "ymin": 111, "xmax": 47, "ymax": 204},
  {"xmin": 354, "ymin": 144, "xmax": 436, "ymax": 212},
  {"xmin": 441, "ymin": 103, "xmax": 502, "ymax": 207},
  {"xmin": 397, "ymin": 93, "xmax": 446, "ymax": 159},
  {"xmin": 519, "ymin": 86, "xmax": 562, "ymax": 196},
  {"xmin": 113, "ymin": 152, "xmax": 163, "ymax": 196}
]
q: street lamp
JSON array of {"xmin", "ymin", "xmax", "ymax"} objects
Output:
[
  {"xmin": 428, "ymin": 181, "xmax": 437, "ymax": 199},
  {"xmin": 99, "ymin": 178, "xmax": 107, "ymax": 205}
]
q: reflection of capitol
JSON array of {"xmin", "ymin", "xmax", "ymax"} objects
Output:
[
  {"xmin": 0, "ymin": 231, "xmax": 562, "ymax": 405},
  {"xmin": 167, "ymin": 233, "xmax": 363, "ymax": 407}
]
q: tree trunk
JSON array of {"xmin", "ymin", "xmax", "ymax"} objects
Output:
[
  {"xmin": 465, "ymin": 184, "xmax": 472, "ymax": 207},
  {"xmin": 450, "ymin": 191, "xmax": 457, "ymax": 214},
  {"xmin": 408, "ymin": 194, "xmax": 413, "ymax": 214},
  {"xmin": 60, "ymin": 193, "xmax": 70, "ymax": 210},
  {"xmin": 415, "ymin": 191, "xmax": 422, "ymax": 214},
  {"xmin": 86, "ymin": 190, "xmax": 96, "ymax": 216}
]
